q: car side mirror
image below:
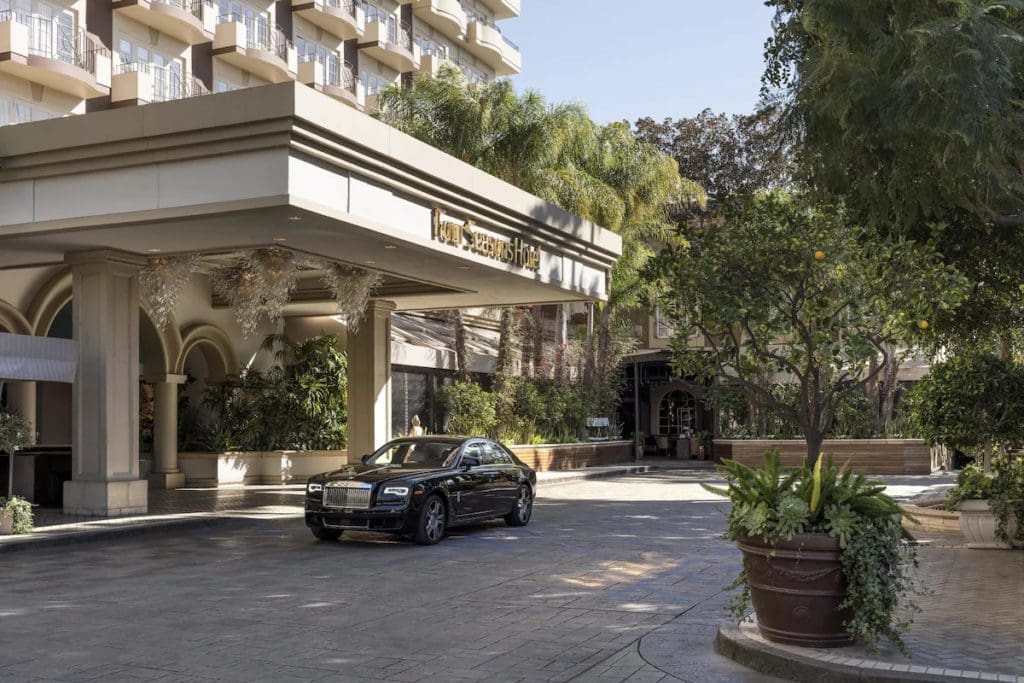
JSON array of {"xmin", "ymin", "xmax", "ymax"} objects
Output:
[
  {"xmin": 361, "ymin": 454, "xmax": 372, "ymax": 465},
  {"xmin": 461, "ymin": 455, "xmax": 480, "ymax": 469}
]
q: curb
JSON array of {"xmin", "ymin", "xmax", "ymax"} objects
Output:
[{"xmin": 715, "ymin": 622, "xmax": 1014, "ymax": 682}]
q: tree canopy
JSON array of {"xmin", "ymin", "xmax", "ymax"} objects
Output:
[
  {"xmin": 658, "ymin": 191, "xmax": 966, "ymax": 464},
  {"xmin": 763, "ymin": 0, "xmax": 1024, "ymax": 346}
]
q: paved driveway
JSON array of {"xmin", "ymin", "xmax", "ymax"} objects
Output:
[{"xmin": 0, "ymin": 471, "xmax": 770, "ymax": 682}]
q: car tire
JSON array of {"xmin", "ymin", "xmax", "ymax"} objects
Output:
[
  {"xmin": 504, "ymin": 485, "xmax": 533, "ymax": 527},
  {"xmin": 311, "ymin": 525, "xmax": 343, "ymax": 541},
  {"xmin": 414, "ymin": 495, "xmax": 447, "ymax": 545}
]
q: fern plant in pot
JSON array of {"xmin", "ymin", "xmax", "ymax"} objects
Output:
[{"xmin": 705, "ymin": 451, "xmax": 921, "ymax": 652}]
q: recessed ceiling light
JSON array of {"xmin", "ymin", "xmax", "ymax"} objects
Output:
[
  {"xmin": 146, "ymin": 248, "xmax": 161, "ymax": 253},
  {"xmin": 383, "ymin": 244, "xmax": 397, "ymax": 250},
  {"xmin": 365, "ymin": 260, "xmax": 376, "ymax": 265},
  {"xmin": 458, "ymin": 266, "xmax": 471, "ymax": 271},
  {"xmin": 272, "ymin": 237, "xmax": 287, "ymax": 242},
  {"xmin": 287, "ymin": 215, "xmax": 303, "ymax": 222}
]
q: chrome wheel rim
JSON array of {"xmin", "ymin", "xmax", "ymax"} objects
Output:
[
  {"xmin": 425, "ymin": 499, "xmax": 445, "ymax": 541},
  {"xmin": 517, "ymin": 487, "xmax": 532, "ymax": 521}
]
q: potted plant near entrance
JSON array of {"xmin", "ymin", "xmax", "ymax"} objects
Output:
[
  {"xmin": 0, "ymin": 410, "xmax": 35, "ymax": 535},
  {"xmin": 705, "ymin": 452, "xmax": 921, "ymax": 651},
  {"xmin": 945, "ymin": 460, "xmax": 1024, "ymax": 548}
]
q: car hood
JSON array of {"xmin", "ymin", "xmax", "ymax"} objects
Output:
[{"xmin": 314, "ymin": 464, "xmax": 451, "ymax": 485}]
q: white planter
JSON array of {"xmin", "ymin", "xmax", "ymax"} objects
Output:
[
  {"xmin": 0, "ymin": 510, "xmax": 12, "ymax": 535},
  {"xmin": 957, "ymin": 499, "xmax": 1017, "ymax": 549}
]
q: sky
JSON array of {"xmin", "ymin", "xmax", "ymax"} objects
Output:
[{"xmin": 508, "ymin": 1, "xmax": 777, "ymax": 124}]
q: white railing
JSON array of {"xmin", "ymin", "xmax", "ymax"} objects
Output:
[
  {"xmin": 115, "ymin": 60, "xmax": 211, "ymax": 101},
  {"xmin": 152, "ymin": 0, "xmax": 208, "ymax": 20},
  {"xmin": 0, "ymin": 10, "xmax": 108, "ymax": 75},
  {"xmin": 217, "ymin": 12, "xmax": 291, "ymax": 61}
]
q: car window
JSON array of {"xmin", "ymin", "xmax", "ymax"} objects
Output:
[
  {"xmin": 367, "ymin": 441, "xmax": 458, "ymax": 468},
  {"xmin": 462, "ymin": 443, "xmax": 485, "ymax": 465},
  {"xmin": 482, "ymin": 442, "xmax": 512, "ymax": 465}
]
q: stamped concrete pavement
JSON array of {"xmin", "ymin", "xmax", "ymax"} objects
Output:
[{"xmin": 0, "ymin": 471, "xmax": 776, "ymax": 682}]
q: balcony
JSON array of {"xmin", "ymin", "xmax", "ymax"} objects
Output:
[
  {"xmin": 358, "ymin": 19, "xmax": 416, "ymax": 73},
  {"xmin": 0, "ymin": 11, "xmax": 111, "ymax": 99},
  {"xmin": 111, "ymin": 60, "xmax": 210, "ymax": 106},
  {"xmin": 466, "ymin": 19, "xmax": 519, "ymax": 75},
  {"xmin": 112, "ymin": 0, "xmax": 215, "ymax": 45},
  {"xmin": 213, "ymin": 14, "xmax": 296, "ymax": 83},
  {"xmin": 292, "ymin": 0, "xmax": 363, "ymax": 41},
  {"xmin": 297, "ymin": 57, "xmax": 360, "ymax": 110},
  {"xmin": 415, "ymin": 51, "xmax": 445, "ymax": 77},
  {"xmin": 477, "ymin": 0, "xmax": 519, "ymax": 20},
  {"xmin": 412, "ymin": 0, "xmax": 465, "ymax": 38}
]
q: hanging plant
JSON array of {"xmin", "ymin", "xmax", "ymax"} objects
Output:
[
  {"xmin": 212, "ymin": 255, "xmax": 264, "ymax": 337},
  {"xmin": 139, "ymin": 254, "xmax": 201, "ymax": 329},
  {"xmin": 322, "ymin": 264, "xmax": 383, "ymax": 333},
  {"xmin": 251, "ymin": 247, "xmax": 301, "ymax": 322}
]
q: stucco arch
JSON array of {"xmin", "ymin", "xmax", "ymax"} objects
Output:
[
  {"xmin": 0, "ymin": 300, "xmax": 32, "ymax": 335},
  {"xmin": 26, "ymin": 267, "xmax": 183, "ymax": 377},
  {"xmin": 176, "ymin": 324, "xmax": 239, "ymax": 382}
]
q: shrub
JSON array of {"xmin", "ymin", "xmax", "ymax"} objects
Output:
[
  {"xmin": 0, "ymin": 495, "xmax": 33, "ymax": 534},
  {"xmin": 443, "ymin": 380, "xmax": 497, "ymax": 437}
]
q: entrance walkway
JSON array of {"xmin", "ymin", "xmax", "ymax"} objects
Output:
[{"xmin": 0, "ymin": 464, "xmax": 651, "ymax": 553}]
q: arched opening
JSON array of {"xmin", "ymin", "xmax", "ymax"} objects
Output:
[
  {"xmin": 179, "ymin": 342, "xmax": 219, "ymax": 452},
  {"xmin": 658, "ymin": 389, "xmax": 697, "ymax": 436}
]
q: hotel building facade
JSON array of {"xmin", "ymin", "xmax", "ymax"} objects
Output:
[{"xmin": 0, "ymin": 1, "xmax": 623, "ymax": 517}]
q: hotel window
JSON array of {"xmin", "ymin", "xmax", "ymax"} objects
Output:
[
  {"xmin": 215, "ymin": 79, "xmax": 241, "ymax": 92},
  {"xmin": 359, "ymin": 69, "xmax": 392, "ymax": 96},
  {"xmin": 0, "ymin": 95, "xmax": 57, "ymax": 126},
  {"xmin": 414, "ymin": 35, "xmax": 447, "ymax": 60},
  {"xmin": 295, "ymin": 35, "xmax": 343, "ymax": 87},
  {"xmin": 0, "ymin": 0, "xmax": 77, "ymax": 65},
  {"xmin": 216, "ymin": 0, "xmax": 271, "ymax": 49},
  {"xmin": 364, "ymin": 2, "xmax": 397, "ymax": 42},
  {"xmin": 654, "ymin": 305, "xmax": 676, "ymax": 339},
  {"xmin": 116, "ymin": 38, "xmax": 186, "ymax": 102}
]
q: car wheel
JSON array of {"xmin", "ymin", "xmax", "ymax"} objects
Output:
[
  {"xmin": 311, "ymin": 525, "xmax": 343, "ymax": 541},
  {"xmin": 414, "ymin": 495, "xmax": 447, "ymax": 545},
  {"xmin": 504, "ymin": 485, "xmax": 533, "ymax": 527}
]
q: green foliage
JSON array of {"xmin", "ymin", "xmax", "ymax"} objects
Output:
[
  {"xmin": 0, "ymin": 409, "xmax": 35, "ymax": 456},
  {"xmin": 706, "ymin": 451, "xmax": 920, "ymax": 652},
  {"xmin": 944, "ymin": 463, "xmax": 993, "ymax": 508},
  {"xmin": 764, "ymin": 0, "xmax": 1024, "ymax": 346},
  {"xmin": 443, "ymin": 379, "xmax": 497, "ymax": 438},
  {"xmin": 659, "ymin": 191, "xmax": 965, "ymax": 463},
  {"xmin": 0, "ymin": 495, "xmax": 33, "ymax": 534},
  {"xmin": 908, "ymin": 351, "xmax": 1024, "ymax": 455},
  {"xmin": 185, "ymin": 335, "xmax": 348, "ymax": 452},
  {"xmin": 989, "ymin": 457, "xmax": 1024, "ymax": 545}
]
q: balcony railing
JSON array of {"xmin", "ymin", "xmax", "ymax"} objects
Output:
[
  {"xmin": 153, "ymin": 0, "xmax": 207, "ymax": 21},
  {"xmin": 0, "ymin": 9, "xmax": 109, "ymax": 76},
  {"xmin": 297, "ymin": 53, "xmax": 356, "ymax": 91},
  {"xmin": 398, "ymin": 20, "xmax": 412, "ymax": 51},
  {"xmin": 217, "ymin": 13, "xmax": 292, "ymax": 62},
  {"xmin": 114, "ymin": 60, "xmax": 211, "ymax": 101},
  {"xmin": 321, "ymin": 0, "xmax": 356, "ymax": 17}
]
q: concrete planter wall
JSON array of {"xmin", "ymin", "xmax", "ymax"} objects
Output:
[
  {"xmin": 179, "ymin": 450, "xmax": 348, "ymax": 486},
  {"xmin": 0, "ymin": 510, "xmax": 12, "ymax": 535},
  {"xmin": 713, "ymin": 439, "xmax": 931, "ymax": 475},
  {"xmin": 957, "ymin": 499, "xmax": 1019, "ymax": 549},
  {"xmin": 508, "ymin": 441, "xmax": 633, "ymax": 472}
]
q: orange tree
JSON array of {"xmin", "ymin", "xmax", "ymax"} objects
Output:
[{"xmin": 656, "ymin": 191, "xmax": 966, "ymax": 466}]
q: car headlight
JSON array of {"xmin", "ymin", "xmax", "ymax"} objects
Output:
[
  {"xmin": 307, "ymin": 483, "xmax": 323, "ymax": 494},
  {"xmin": 379, "ymin": 486, "xmax": 410, "ymax": 500}
]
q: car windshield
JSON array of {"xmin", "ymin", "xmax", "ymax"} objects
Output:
[{"xmin": 366, "ymin": 441, "xmax": 460, "ymax": 469}]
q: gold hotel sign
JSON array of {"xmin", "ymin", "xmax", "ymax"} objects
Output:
[{"xmin": 432, "ymin": 208, "xmax": 541, "ymax": 272}]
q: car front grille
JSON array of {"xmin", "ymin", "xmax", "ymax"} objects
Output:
[{"xmin": 323, "ymin": 485, "xmax": 372, "ymax": 509}]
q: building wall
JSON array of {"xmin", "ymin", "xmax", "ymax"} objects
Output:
[{"xmin": 0, "ymin": 0, "xmax": 519, "ymax": 124}]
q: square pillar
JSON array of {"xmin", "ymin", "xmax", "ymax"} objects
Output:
[
  {"xmin": 63, "ymin": 251, "xmax": 148, "ymax": 516},
  {"xmin": 147, "ymin": 373, "xmax": 187, "ymax": 490},
  {"xmin": 347, "ymin": 300, "xmax": 395, "ymax": 459}
]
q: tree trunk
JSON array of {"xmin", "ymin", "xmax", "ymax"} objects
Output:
[
  {"xmin": 805, "ymin": 429, "xmax": 824, "ymax": 469},
  {"xmin": 495, "ymin": 307, "xmax": 517, "ymax": 389},
  {"xmin": 583, "ymin": 304, "xmax": 596, "ymax": 391},
  {"xmin": 532, "ymin": 306, "xmax": 544, "ymax": 378},
  {"xmin": 448, "ymin": 309, "xmax": 469, "ymax": 379},
  {"xmin": 595, "ymin": 305, "xmax": 612, "ymax": 415},
  {"xmin": 873, "ymin": 347, "xmax": 900, "ymax": 435},
  {"xmin": 554, "ymin": 304, "xmax": 568, "ymax": 383}
]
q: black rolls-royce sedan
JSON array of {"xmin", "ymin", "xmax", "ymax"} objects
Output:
[{"xmin": 305, "ymin": 436, "xmax": 537, "ymax": 545}]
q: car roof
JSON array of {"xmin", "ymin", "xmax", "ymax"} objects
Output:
[{"xmin": 385, "ymin": 436, "xmax": 480, "ymax": 445}]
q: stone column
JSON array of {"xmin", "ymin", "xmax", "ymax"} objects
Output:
[
  {"xmin": 147, "ymin": 374, "xmax": 187, "ymax": 490},
  {"xmin": 5, "ymin": 380, "xmax": 36, "ymax": 435},
  {"xmin": 63, "ymin": 251, "xmax": 148, "ymax": 517},
  {"xmin": 347, "ymin": 300, "xmax": 395, "ymax": 459}
]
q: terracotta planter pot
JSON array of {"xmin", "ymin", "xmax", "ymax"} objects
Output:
[
  {"xmin": 738, "ymin": 533, "xmax": 853, "ymax": 648},
  {"xmin": 957, "ymin": 499, "xmax": 1018, "ymax": 549}
]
